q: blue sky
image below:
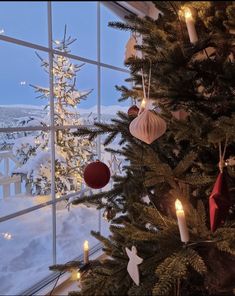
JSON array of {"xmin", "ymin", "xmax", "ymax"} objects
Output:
[{"xmin": 0, "ymin": 1, "xmax": 130, "ymax": 108}]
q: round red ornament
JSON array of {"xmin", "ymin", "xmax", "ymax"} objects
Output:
[
  {"xmin": 84, "ymin": 160, "xmax": 110, "ymax": 189},
  {"xmin": 128, "ymin": 105, "xmax": 139, "ymax": 118}
]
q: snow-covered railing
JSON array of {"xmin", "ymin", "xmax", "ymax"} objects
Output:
[{"xmin": 0, "ymin": 150, "xmax": 21, "ymax": 198}]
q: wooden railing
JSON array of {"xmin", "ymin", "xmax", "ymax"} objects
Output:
[{"xmin": 0, "ymin": 150, "xmax": 22, "ymax": 198}]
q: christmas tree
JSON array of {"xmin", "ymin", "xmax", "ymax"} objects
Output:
[
  {"xmin": 51, "ymin": 2, "xmax": 235, "ymax": 295},
  {"xmin": 13, "ymin": 27, "xmax": 92, "ymax": 196}
]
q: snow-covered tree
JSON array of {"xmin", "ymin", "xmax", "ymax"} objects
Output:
[{"xmin": 13, "ymin": 27, "xmax": 93, "ymax": 196}]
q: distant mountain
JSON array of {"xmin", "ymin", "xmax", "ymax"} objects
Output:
[{"xmin": 0, "ymin": 104, "xmax": 129, "ymax": 128}]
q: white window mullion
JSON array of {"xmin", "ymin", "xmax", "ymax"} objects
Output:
[{"xmin": 47, "ymin": 1, "xmax": 57, "ymax": 265}]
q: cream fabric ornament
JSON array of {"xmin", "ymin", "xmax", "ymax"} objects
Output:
[
  {"xmin": 129, "ymin": 109, "xmax": 166, "ymax": 144},
  {"xmin": 129, "ymin": 61, "xmax": 167, "ymax": 144},
  {"xmin": 125, "ymin": 35, "xmax": 137, "ymax": 61},
  {"xmin": 125, "ymin": 34, "xmax": 142, "ymax": 62},
  {"xmin": 126, "ymin": 246, "xmax": 143, "ymax": 286}
]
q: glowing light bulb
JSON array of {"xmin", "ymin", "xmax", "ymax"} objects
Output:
[
  {"xmin": 84, "ymin": 240, "xmax": 89, "ymax": 251},
  {"xmin": 77, "ymin": 271, "xmax": 81, "ymax": 280},
  {"xmin": 20, "ymin": 81, "xmax": 26, "ymax": 86},
  {"xmin": 184, "ymin": 7, "xmax": 193, "ymax": 20},
  {"xmin": 0, "ymin": 29, "xmax": 4, "ymax": 34},
  {"xmin": 55, "ymin": 40, "xmax": 60, "ymax": 45},
  {"xmin": 3, "ymin": 232, "xmax": 12, "ymax": 240},
  {"xmin": 83, "ymin": 240, "xmax": 89, "ymax": 264},
  {"xmin": 140, "ymin": 98, "xmax": 146, "ymax": 109},
  {"xmin": 175, "ymin": 199, "xmax": 183, "ymax": 211}
]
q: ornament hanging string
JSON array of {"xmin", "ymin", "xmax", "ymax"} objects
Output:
[
  {"xmin": 218, "ymin": 135, "xmax": 228, "ymax": 173},
  {"xmin": 147, "ymin": 59, "xmax": 152, "ymax": 100},
  {"xmin": 141, "ymin": 69, "xmax": 147, "ymax": 100},
  {"xmin": 141, "ymin": 59, "xmax": 152, "ymax": 101}
]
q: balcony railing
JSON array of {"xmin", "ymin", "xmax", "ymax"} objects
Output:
[{"xmin": 0, "ymin": 150, "xmax": 22, "ymax": 198}]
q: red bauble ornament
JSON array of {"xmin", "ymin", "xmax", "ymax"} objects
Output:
[
  {"xmin": 84, "ymin": 160, "xmax": 110, "ymax": 189},
  {"xmin": 209, "ymin": 172, "xmax": 231, "ymax": 232},
  {"xmin": 128, "ymin": 105, "xmax": 139, "ymax": 118}
]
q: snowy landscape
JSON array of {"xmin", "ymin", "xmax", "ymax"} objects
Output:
[
  {"xmin": 0, "ymin": 198, "xmax": 109, "ymax": 295},
  {"xmin": 0, "ymin": 103, "xmax": 126, "ymax": 295}
]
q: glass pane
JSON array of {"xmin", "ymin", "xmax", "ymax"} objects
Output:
[
  {"xmin": 52, "ymin": 1, "xmax": 97, "ymax": 60},
  {"xmin": 101, "ymin": 67, "xmax": 129, "ymax": 122},
  {"xmin": 0, "ymin": 42, "xmax": 49, "ymax": 128},
  {"xmin": 56, "ymin": 199, "xmax": 100, "ymax": 263},
  {"xmin": 54, "ymin": 129, "xmax": 95, "ymax": 197},
  {"xmin": 52, "ymin": 55, "xmax": 98, "ymax": 126},
  {"xmin": 0, "ymin": 1, "xmax": 47, "ymax": 45},
  {"xmin": 0, "ymin": 131, "xmax": 52, "ymax": 216},
  {"xmin": 101, "ymin": 4, "xmax": 130, "ymax": 68},
  {"xmin": 0, "ymin": 206, "xmax": 53, "ymax": 295}
]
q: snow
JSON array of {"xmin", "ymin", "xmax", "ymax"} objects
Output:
[
  {"xmin": 0, "ymin": 195, "xmax": 109, "ymax": 295},
  {"xmin": 0, "ymin": 103, "xmax": 125, "ymax": 295},
  {"xmin": 0, "ymin": 104, "xmax": 44, "ymax": 110},
  {"xmin": 0, "ymin": 104, "xmax": 128, "ymax": 115}
]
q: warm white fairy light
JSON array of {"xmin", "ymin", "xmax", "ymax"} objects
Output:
[
  {"xmin": 77, "ymin": 271, "xmax": 81, "ymax": 280},
  {"xmin": 2, "ymin": 232, "xmax": 12, "ymax": 240},
  {"xmin": 55, "ymin": 40, "xmax": 60, "ymax": 45},
  {"xmin": 83, "ymin": 240, "xmax": 89, "ymax": 264},
  {"xmin": 20, "ymin": 81, "xmax": 26, "ymax": 86},
  {"xmin": 0, "ymin": 29, "xmax": 4, "ymax": 34}
]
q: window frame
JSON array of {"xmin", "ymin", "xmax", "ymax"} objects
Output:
[{"xmin": 0, "ymin": 1, "xmax": 130, "ymax": 294}]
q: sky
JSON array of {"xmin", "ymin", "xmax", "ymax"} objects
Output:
[{"xmin": 0, "ymin": 1, "xmax": 130, "ymax": 109}]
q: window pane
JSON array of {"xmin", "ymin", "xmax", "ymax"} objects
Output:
[
  {"xmin": 0, "ymin": 206, "xmax": 53, "ymax": 295},
  {"xmin": 56, "ymin": 199, "xmax": 100, "ymax": 263},
  {"xmin": 54, "ymin": 129, "xmax": 95, "ymax": 197},
  {"xmin": 0, "ymin": 1, "xmax": 47, "ymax": 45},
  {"xmin": 101, "ymin": 4, "xmax": 130, "ymax": 68},
  {"xmin": 0, "ymin": 42, "xmax": 49, "ymax": 128},
  {"xmin": 52, "ymin": 1, "xmax": 97, "ymax": 60},
  {"xmin": 52, "ymin": 55, "xmax": 98, "ymax": 126},
  {"xmin": 0, "ymin": 131, "xmax": 52, "ymax": 216},
  {"xmin": 101, "ymin": 67, "xmax": 129, "ymax": 122}
]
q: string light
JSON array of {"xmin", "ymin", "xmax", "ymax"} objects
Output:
[
  {"xmin": 20, "ymin": 81, "xmax": 26, "ymax": 86},
  {"xmin": 0, "ymin": 29, "xmax": 4, "ymax": 34},
  {"xmin": 2, "ymin": 232, "xmax": 12, "ymax": 240},
  {"xmin": 77, "ymin": 271, "xmax": 81, "ymax": 280},
  {"xmin": 55, "ymin": 40, "xmax": 60, "ymax": 45}
]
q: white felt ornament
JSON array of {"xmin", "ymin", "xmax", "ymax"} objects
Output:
[
  {"xmin": 125, "ymin": 34, "xmax": 142, "ymax": 62},
  {"xmin": 125, "ymin": 35, "xmax": 137, "ymax": 61},
  {"xmin": 129, "ymin": 109, "xmax": 166, "ymax": 144},
  {"xmin": 125, "ymin": 246, "xmax": 143, "ymax": 286}
]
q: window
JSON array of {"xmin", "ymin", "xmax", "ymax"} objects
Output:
[{"xmin": 0, "ymin": 2, "xmax": 129, "ymax": 295}]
